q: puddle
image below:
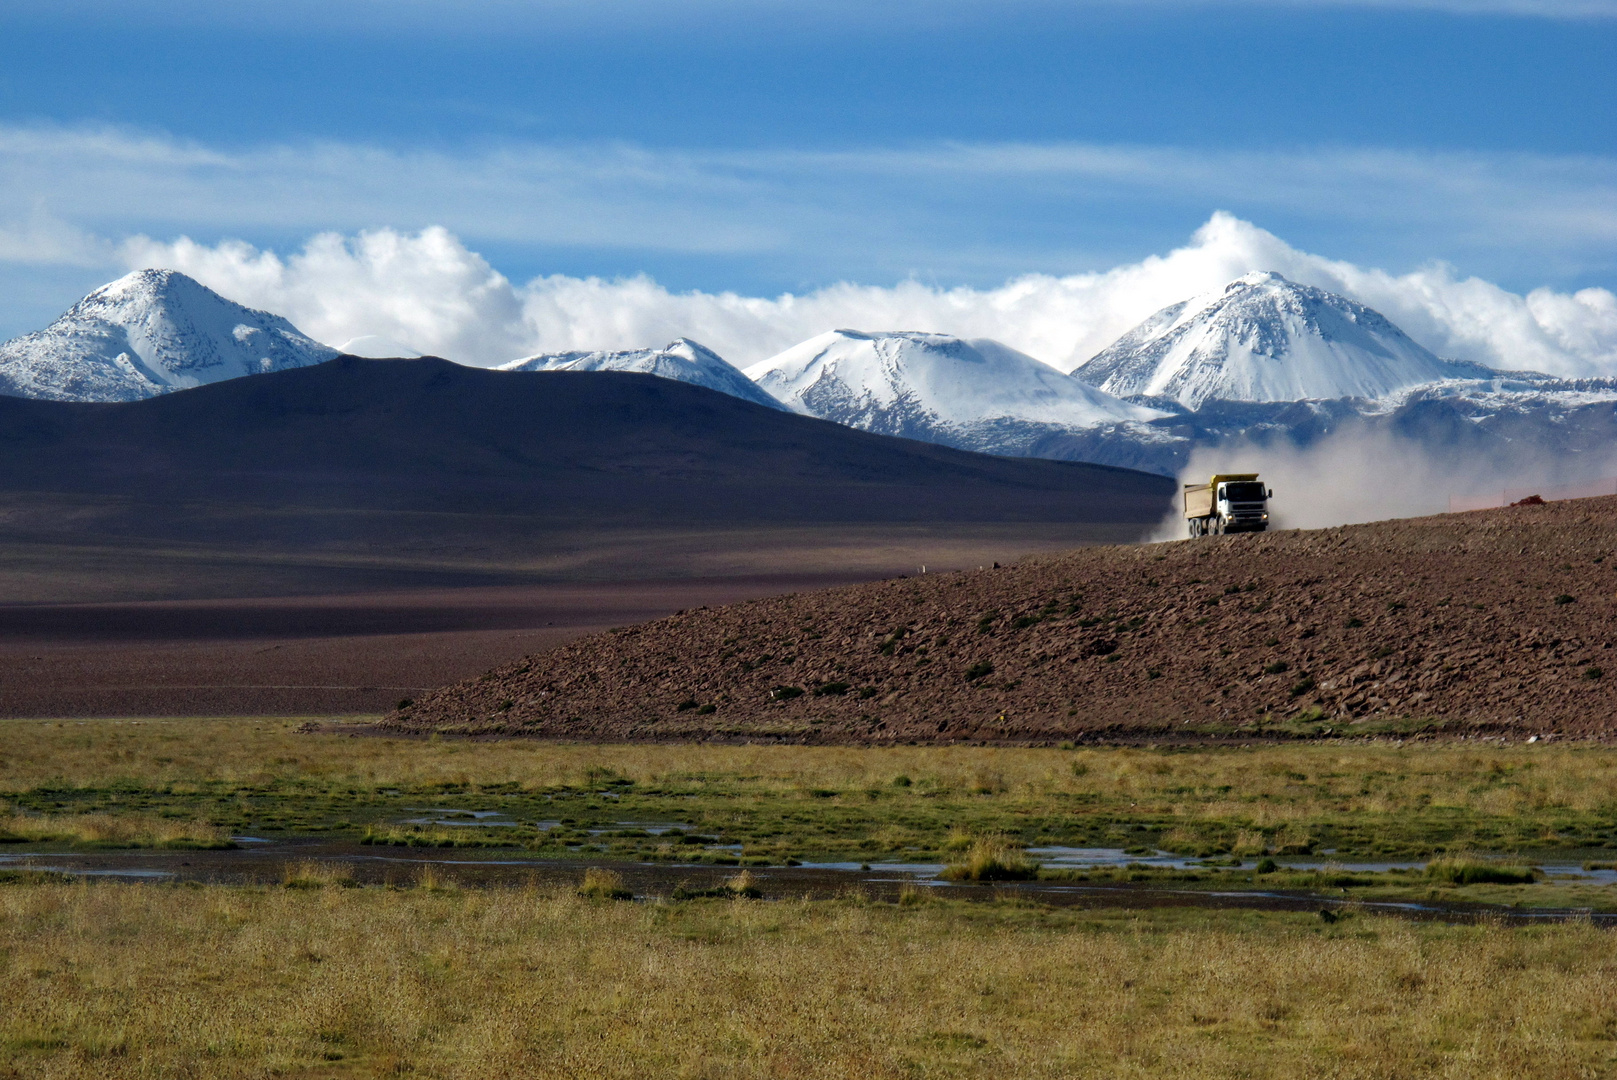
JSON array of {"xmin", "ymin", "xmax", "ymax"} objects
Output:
[
  {"xmin": 590, "ymin": 822, "xmax": 693, "ymax": 836},
  {"xmin": 1025, "ymin": 846, "xmax": 1435, "ymax": 874},
  {"xmin": 799, "ymin": 860, "xmax": 945, "ymax": 876},
  {"xmin": 392, "ymin": 814, "xmax": 700, "ymax": 834},
  {"xmin": 1024, "ymin": 846, "xmax": 1617, "ymax": 881},
  {"xmin": 0, "ymin": 855, "xmax": 173, "ymax": 880},
  {"xmin": 399, "ymin": 809, "xmax": 524, "ymax": 827},
  {"xmin": 3, "ymin": 841, "xmax": 1614, "ymax": 925}
]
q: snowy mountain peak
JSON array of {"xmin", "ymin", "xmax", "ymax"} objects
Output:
[
  {"xmin": 498, "ymin": 337, "xmax": 783, "ymax": 409},
  {"xmin": 744, "ymin": 329, "xmax": 1162, "ymax": 452},
  {"xmin": 1073, "ymin": 271, "xmax": 1492, "ymax": 409},
  {"xmin": 0, "ymin": 269, "xmax": 339, "ymax": 402},
  {"xmin": 1230, "ymin": 270, "xmax": 1284, "ymax": 289}
]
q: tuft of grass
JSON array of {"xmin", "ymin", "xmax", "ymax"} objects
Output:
[
  {"xmin": 897, "ymin": 882, "xmax": 934, "ymax": 906},
  {"xmin": 1425, "ymin": 856, "xmax": 1537, "ymax": 885},
  {"xmin": 0, "ymin": 813, "xmax": 234, "ymax": 850},
  {"xmin": 722, "ymin": 870, "xmax": 762, "ymax": 898},
  {"xmin": 281, "ymin": 861, "xmax": 358, "ymax": 889},
  {"xmin": 671, "ymin": 871, "xmax": 764, "ymax": 900},
  {"xmin": 578, "ymin": 867, "xmax": 633, "ymax": 900},
  {"xmin": 413, "ymin": 863, "xmax": 453, "ymax": 892},
  {"xmin": 940, "ymin": 837, "xmax": 1038, "ymax": 882}
]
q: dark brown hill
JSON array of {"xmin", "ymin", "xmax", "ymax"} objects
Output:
[
  {"xmin": 0, "ymin": 356, "xmax": 1172, "ymax": 602},
  {"xmin": 379, "ymin": 496, "xmax": 1617, "ymax": 742},
  {"xmin": 0, "ymin": 355, "xmax": 1170, "ymax": 524}
]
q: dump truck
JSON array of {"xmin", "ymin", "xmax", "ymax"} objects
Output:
[{"xmin": 1184, "ymin": 474, "xmax": 1272, "ymax": 537}]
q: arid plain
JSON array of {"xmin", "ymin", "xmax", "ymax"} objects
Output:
[{"xmin": 6, "ymin": 364, "xmax": 1617, "ymax": 1079}]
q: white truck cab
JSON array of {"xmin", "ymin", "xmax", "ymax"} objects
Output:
[{"xmin": 1184, "ymin": 474, "xmax": 1272, "ymax": 537}]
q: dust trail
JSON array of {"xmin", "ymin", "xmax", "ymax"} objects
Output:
[{"xmin": 1146, "ymin": 427, "xmax": 1617, "ymax": 542}]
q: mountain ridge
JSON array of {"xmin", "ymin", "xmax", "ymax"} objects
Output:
[{"xmin": 745, "ymin": 329, "xmax": 1163, "ymax": 455}]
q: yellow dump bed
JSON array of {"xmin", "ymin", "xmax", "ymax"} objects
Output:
[{"xmin": 1183, "ymin": 474, "xmax": 1260, "ymax": 519}]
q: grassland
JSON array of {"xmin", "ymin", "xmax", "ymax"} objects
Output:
[
  {"xmin": 5, "ymin": 877, "xmax": 1617, "ymax": 1080},
  {"xmin": 7, "ymin": 719, "xmax": 1617, "ymax": 1076},
  {"xmin": 5, "ymin": 718, "xmax": 1617, "ymax": 864}
]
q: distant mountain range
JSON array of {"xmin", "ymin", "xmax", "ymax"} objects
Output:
[
  {"xmin": 743, "ymin": 329, "xmax": 1161, "ymax": 456},
  {"xmin": 4, "ymin": 268, "xmax": 1615, "ymax": 479}
]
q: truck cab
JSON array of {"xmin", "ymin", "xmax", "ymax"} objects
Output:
[{"xmin": 1184, "ymin": 473, "xmax": 1272, "ymax": 537}]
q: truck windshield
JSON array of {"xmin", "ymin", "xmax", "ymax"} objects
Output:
[{"xmin": 1221, "ymin": 482, "xmax": 1266, "ymax": 501}]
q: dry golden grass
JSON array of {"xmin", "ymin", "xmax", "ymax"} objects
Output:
[
  {"xmin": 5, "ymin": 718, "xmax": 1617, "ymax": 824},
  {"xmin": 577, "ymin": 867, "xmax": 631, "ymax": 900},
  {"xmin": 0, "ymin": 811, "xmax": 232, "ymax": 849},
  {"xmin": 2, "ymin": 880, "xmax": 1616, "ymax": 1079},
  {"xmin": 279, "ymin": 861, "xmax": 358, "ymax": 890},
  {"xmin": 941, "ymin": 836, "xmax": 1038, "ymax": 881}
]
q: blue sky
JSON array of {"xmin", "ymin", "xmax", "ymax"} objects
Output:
[{"xmin": 1, "ymin": 0, "xmax": 1613, "ymax": 344}]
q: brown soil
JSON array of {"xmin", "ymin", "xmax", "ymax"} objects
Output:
[
  {"xmin": 0, "ymin": 577, "xmax": 855, "ymax": 718},
  {"xmin": 380, "ymin": 496, "xmax": 1617, "ymax": 742},
  {"xmin": 0, "ymin": 525, "xmax": 1147, "ymax": 718}
]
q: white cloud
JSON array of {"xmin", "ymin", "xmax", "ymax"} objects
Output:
[
  {"xmin": 120, "ymin": 228, "xmax": 531, "ymax": 364},
  {"xmin": 122, "ymin": 214, "xmax": 1617, "ymax": 381},
  {"xmin": 0, "ymin": 203, "xmax": 114, "ymax": 267}
]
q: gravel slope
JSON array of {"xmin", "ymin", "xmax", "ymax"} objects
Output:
[{"xmin": 379, "ymin": 497, "xmax": 1617, "ymax": 742}]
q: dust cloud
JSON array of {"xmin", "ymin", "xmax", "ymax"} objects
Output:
[{"xmin": 1147, "ymin": 428, "xmax": 1617, "ymax": 542}]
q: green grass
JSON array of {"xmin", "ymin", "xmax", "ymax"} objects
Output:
[
  {"xmin": 1424, "ymin": 856, "xmax": 1538, "ymax": 885},
  {"xmin": 6, "ymin": 719, "xmax": 1617, "ymax": 867}
]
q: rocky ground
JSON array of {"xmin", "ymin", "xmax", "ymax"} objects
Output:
[{"xmin": 377, "ymin": 497, "xmax": 1617, "ymax": 742}]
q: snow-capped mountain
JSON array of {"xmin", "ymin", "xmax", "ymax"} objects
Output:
[
  {"xmin": 744, "ymin": 329, "xmax": 1164, "ymax": 455},
  {"xmin": 1074, "ymin": 271, "xmax": 1492, "ymax": 409},
  {"xmin": 0, "ymin": 269, "xmax": 339, "ymax": 402},
  {"xmin": 499, "ymin": 338, "xmax": 783, "ymax": 410}
]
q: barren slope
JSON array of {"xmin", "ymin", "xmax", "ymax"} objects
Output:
[{"xmin": 379, "ymin": 496, "xmax": 1617, "ymax": 743}]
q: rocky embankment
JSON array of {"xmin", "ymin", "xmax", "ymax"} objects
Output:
[{"xmin": 377, "ymin": 497, "xmax": 1617, "ymax": 742}]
